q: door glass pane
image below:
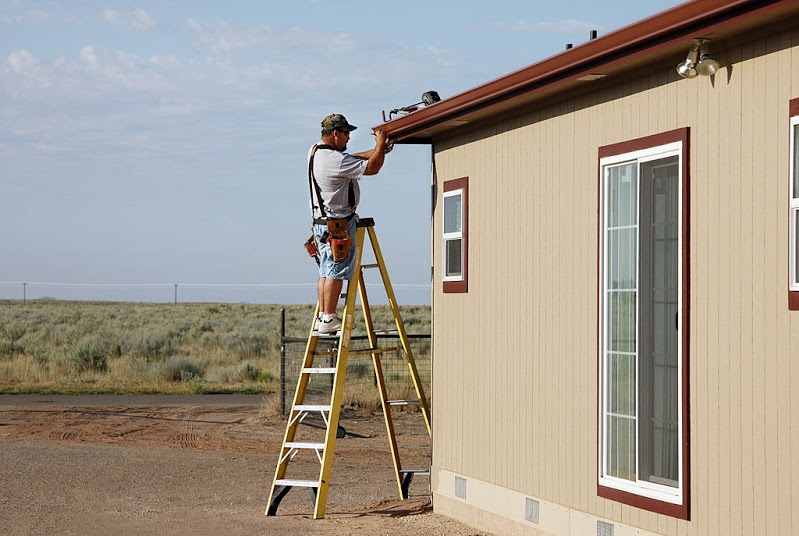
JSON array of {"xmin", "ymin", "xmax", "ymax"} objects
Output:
[
  {"xmin": 444, "ymin": 193, "xmax": 462, "ymax": 233},
  {"xmin": 608, "ymin": 228, "xmax": 637, "ymax": 290},
  {"xmin": 609, "ymin": 163, "xmax": 637, "ymax": 228},
  {"xmin": 638, "ymin": 156, "xmax": 679, "ymax": 488},
  {"xmin": 608, "ymin": 291, "xmax": 636, "ymax": 353},
  {"xmin": 608, "ymin": 352, "xmax": 636, "ymax": 416},
  {"xmin": 604, "ymin": 160, "xmax": 639, "ymax": 484},
  {"xmin": 607, "ymin": 414, "xmax": 636, "ymax": 481}
]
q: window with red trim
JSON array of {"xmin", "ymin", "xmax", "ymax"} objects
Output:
[
  {"xmin": 788, "ymin": 98, "xmax": 799, "ymax": 310},
  {"xmin": 598, "ymin": 129, "xmax": 690, "ymax": 519},
  {"xmin": 443, "ymin": 177, "xmax": 468, "ymax": 294}
]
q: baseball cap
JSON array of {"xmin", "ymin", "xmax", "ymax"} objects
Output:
[{"xmin": 321, "ymin": 113, "xmax": 357, "ymax": 131}]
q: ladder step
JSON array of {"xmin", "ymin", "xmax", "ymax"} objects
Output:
[
  {"xmin": 275, "ymin": 479, "xmax": 319, "ymax": 488},
  {"xmin": 314, "ymin": 331, "xmax": 343, "ymax": 338},
  {"xmin": 400, "ymin": 469, "xmax": 430, "ymax": 476},
  {"xmin": 294, "ymin": 404, "xmax": 331, "ymax": 412},
  {"xmin": 372, "ymin": 329, "xmax": 399, "ymax": 335},
  {"xmin": 285, "ymin": 442, "xmax": 326, "ymax": 450},
  {"xmin": 302, "ymin": 367, "xmax": 337, "ymax": 374},
  {"xmin": 387, "ymin": 399, "xmax": 420, "ymax": 406},
  {"xmin": 348, "ymin": 346, "xmax": 402, "ymax": 356},
  {"xmin": 361, "ymin": 263, "xmax": 379, "ymax": 269}
]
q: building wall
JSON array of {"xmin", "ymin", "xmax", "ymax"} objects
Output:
[{"xmin": 430, "ymin": 26, "xmax": 799, "ymax": 536}]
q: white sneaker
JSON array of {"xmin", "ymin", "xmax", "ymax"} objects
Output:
[{"xmin": 317, "ymin": 315, "xmax": 343, "ymax": 334}]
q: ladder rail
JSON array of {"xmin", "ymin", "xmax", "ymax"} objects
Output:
[
  {"xmin": 267, "ymin": 307, "xmax": 322, "ymax": 511},
  {"xmin": 358, "ymin": 270, "xmax": 406, "ymax": 499},
  {"xmin": 311, "ymin": 224, "xmax": 365, "ymax": 519},
  {"xmin": 366, "ymin": 226, "xmax": 432, "ymax": 436}
]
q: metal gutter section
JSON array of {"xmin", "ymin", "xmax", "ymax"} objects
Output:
[{"xmin": 377, "ymin": 0, "xmax": 798, "ymax": 144}]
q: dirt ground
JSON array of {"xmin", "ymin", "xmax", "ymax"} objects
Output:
[{"xmin": 0, "ymin": 394, "xmax": 486, "ymax": 536}]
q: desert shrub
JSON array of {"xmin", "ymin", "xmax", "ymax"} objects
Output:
[
  {"xmin": 1, "ymin": 322, "xmax": 27, "ymax": 343},
  {"xmin": 0, "ymin": 321, "xmax": 27, "ymax": 358},
  {"xmin": 237, "ymin": 361, "xmax": 261, "ymax": 381},
  {"xmin": 68, "ymin": 339, "xmax": 108, "ymax": 372},
  {"xmin": 121, "ymin": 329, "xmax": 176, "ymax": 360},
  {"xmin": 207, "ymin": 366, "xmax": 236, "ymax": 383},
  {"xmin": 0, "ymin": 340, "xmax": 23, "ymax": 358},
  {"xmin": 348, "ymin": 361, "xmax": 371, "ymax": 379},
  {"xmin": 183, "ymin": 374, "xmax": 208, "ymax": 394},
  {"xmin": 222, "ymin": 332, "xmax": 271, "ymax": 359},
  {"xmin": 158, "ymin": 356, "xmax": 205, "ymax": 382},
  {"xmin": 257, "ymin": 370, "xmax": 275, "ymax": 383},
  {"xmin": 0, "ymin": 300, "xmax": 428, "ymax": 395}
]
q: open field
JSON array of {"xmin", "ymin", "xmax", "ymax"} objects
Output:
[
  {"xmin": 0, "ymin": 300, "xmax": 430, "ymax": 397},
  {"xmin": 0, "ymin": 394, "xmax": 487, "ymax": 536}
]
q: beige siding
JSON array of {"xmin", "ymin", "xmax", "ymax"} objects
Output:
[{"xmin": 431, "ymin": 26, "xmax": 799, "ymax": 535}]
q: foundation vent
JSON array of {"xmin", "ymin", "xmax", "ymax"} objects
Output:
[
  {"xmin": 597, "ymin": 520, "xmax": 614, "ymax": 536},
  {"xmin": 454, "ymin": 476, "xmax": 467, "ymax": 499},
  {"xmin": 525, "ymin": 498, "xmax": 539, "ymax": 523}
]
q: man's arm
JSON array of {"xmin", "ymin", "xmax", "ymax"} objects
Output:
[{"xmin": 352, "ymin": 130, "xmax": 391, "ymax": 176}]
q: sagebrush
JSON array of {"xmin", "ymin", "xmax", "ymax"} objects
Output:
[{"xmin": 0, "ymin": 300, "xmax": 430, "ymax": 395}]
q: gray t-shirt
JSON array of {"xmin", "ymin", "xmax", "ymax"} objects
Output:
[{"xmin": 308, "ymin": 143, "xmax": 368, "ymax": 219}]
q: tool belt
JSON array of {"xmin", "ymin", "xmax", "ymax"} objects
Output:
[
  {"xmin": 306, "ymin": 218, "xmax": 353, "ymax": 263},
  {"xmin": 325, "ymin": 219, "xmax": 353, "ymax": 262},
  {"xmin": 312, "ymin": 212, "xmax": 354, "ymax": 225}
]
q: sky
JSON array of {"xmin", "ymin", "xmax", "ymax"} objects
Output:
[{"xmin": 0, "ymin": 0, "xmax": 682, "ymax": 304}]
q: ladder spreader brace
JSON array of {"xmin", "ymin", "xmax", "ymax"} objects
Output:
[{"xmin": 265, "ymin": 217, "xmax": 432, "ymax": 519}]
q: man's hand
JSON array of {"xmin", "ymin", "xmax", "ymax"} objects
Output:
[
  {"xmin": 364, "ymin": 129, "xmax": 391, "ymax": 175},
  {"xmin": 374, "ymin": 130, "xmax": 393, "ymax": 153},
  {"xmin": 374, "ymin": 129, "xmax": 387, "ymax": 148}
]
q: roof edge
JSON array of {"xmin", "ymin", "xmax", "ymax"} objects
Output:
[{"xmin": 378, "ymin": 0, "xmax": 794, "ymax": 143}]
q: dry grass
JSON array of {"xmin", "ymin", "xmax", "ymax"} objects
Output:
[{"xmin": 0, "ymin": 300, "xmax": 430, "ymax": 396}]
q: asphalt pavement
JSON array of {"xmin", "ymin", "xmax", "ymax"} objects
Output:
[{"xmin": 0, "ymin": 394, "xmax": 267, "ymax": 406}]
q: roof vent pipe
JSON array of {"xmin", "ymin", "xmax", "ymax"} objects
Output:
[{"xmin": 590, "ymin": 30, "xmax": 598, "ymax": 39}]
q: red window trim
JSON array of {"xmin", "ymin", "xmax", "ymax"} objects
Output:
[
  {"xmin": 443, "ymin": 177, "xmax": 468, "ymax": 294},
  {"xmin": 788, "ymin": 98, "xmax": 799, "ymax": 310},
  {"xmin": 597, "ymin": 127, "xmax": 691, "ymax": 520}
]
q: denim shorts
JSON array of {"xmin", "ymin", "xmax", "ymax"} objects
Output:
[{"xmin": 314, "ymin": 219, "xmax": 357, "ymax": 280}]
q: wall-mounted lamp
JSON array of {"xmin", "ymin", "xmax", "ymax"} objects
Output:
[{"xmin": 677, "ymin": 39, "xmax": 720, "ymax": 79}]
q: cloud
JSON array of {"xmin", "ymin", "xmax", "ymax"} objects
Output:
[
  {"xmin": 1, "ymin": 8, "xmax": 48, "ymax": 24},
  {"xmin": 481, "ymin": 18, "xmax": 595, "ymax": 34},
  {"xmin": 184, "ymin": 18, "xmax": 275, "ymax": 55},
  {"xmin": 6, "ymin": 49, "xmax": 39, "ymax": 73},
  {"xmin": 0, "ymin": 15, "xmax": 463, "ymax": 179},
  {"xmin": 80, "ymin": 45, "xmax": 97, "ymax": 65},
  {"xmin": 102, "ymin": 9, "xmax": 155, "ymax": 30}
]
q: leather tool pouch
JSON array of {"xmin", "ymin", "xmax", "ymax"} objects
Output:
[
  {"xmin": 326, "ymin": 219, "xmax": 352, "ymax": 262},
  {"xmin": 304, "ymin": 233, "xmax": 318, "ymax": 259}
]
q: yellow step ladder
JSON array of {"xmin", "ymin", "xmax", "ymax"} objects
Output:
[{"xmin": 266, "ymin": 217, "xmax": 432, "ymax": 519}]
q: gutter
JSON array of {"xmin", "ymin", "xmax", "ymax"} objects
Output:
[{"xmin": 378, "ymin": 0, "xmax": 796, "ymax": 143}]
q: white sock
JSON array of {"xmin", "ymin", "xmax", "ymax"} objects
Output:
[{"xmin": 322, "ymin": 313, "xmax": 335, "ymax": 322}]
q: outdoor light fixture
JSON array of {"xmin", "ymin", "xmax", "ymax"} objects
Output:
[
  {"xmin": 696, "ymin": 52, "xmax": 720, "ymax": 76},
  {"xmin": 383, "ymin": 90, "xmax": 441, "ymax": 121},
  {"xmin": 677, "ymin": 39, "xmax": 720, "ymax": 79}
]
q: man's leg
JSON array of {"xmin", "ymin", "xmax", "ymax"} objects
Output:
[{"xmin": 319, "ymin": 277, "xmax": 343, "ymax": 315}]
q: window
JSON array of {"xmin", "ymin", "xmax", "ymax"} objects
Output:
[
  {"xmin": 598, "ymin": 129, "xmax": 690, "ymax": 519},
  {"xmin": 443, "ymin": 190, "xmax": 463, "ymax": 279},
  {"xmin": 789, "ymin": 99, "xmax": 799, "ymax": 309},
  {"xmin": 443, "ymin": 178, "xmax": 468, "ymax": 293}
]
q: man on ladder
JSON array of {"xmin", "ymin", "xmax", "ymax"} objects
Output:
[
  {"xmin": 307, "ymin": 113, "xmax": 393, "ymax": 334},
  {"xmin": 266, "ymin": 114, "xmax": 429, "ymax": 519}
]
